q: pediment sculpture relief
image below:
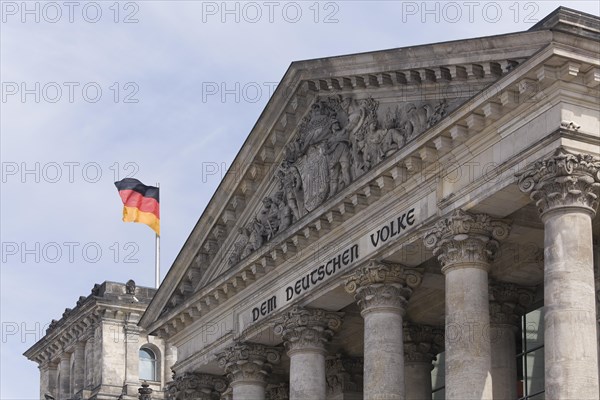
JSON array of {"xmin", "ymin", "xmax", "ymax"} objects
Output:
[{"xmin": 228, "ymin": 95, "xmax": 453, "ymax": 266}]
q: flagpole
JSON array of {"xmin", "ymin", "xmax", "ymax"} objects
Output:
[
  {"xmin": 155, "ymin": 233, "xmax": 160, "ymax": 289},
  {"xmin": 155, "ymin": 182, "xmax": 160, "ymax": 289}
]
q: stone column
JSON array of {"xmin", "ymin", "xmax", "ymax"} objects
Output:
[
  {"xmin": 518, "ymin": 148, "xmax": 600, "ymax": 399},
  {"xmin": 596, "ymin": 266, "xmax": 600, "ymax": 398},
  {"xmin": 273, "ymin": 306, "xmax": 343, "ymax": 400},
  {"xmin": 39, "ymin": 362, "xmax": 58, "ymax": 400},
  {"xmin": 218, "ymin": 342, "xmax": 281, "ymax": 400},
  {"xmin": 344, "ymin": 261, "xmax": 422, "ymax": 400},
  {"xmin": 58, "ymin": 353, "xmax": 72, "ymax": 400},
  {"xmin": 488, "ymin": 281, "xmax": 534, "ymax": 400},
  {"xmin": 165, "ymin": 343, "xmax": 177, "ymax": 384},
  {"xmin": 424, "ymin": 209, "xmax": 510, "ymax": 400},
  {"xmin": 71, "ymin": 342, "xmax": 86, "ymax": 396},
  {"xmin": 169, "ymin": 372, "xmax": 228, "ymax": 400},
  {"xmin": 92, "ymin": 324, "xmax": 102, "ymax": 389},
  {"xmin": 124, "ymin": 323, "xmax": 142, "ymax": 396},
  {"xmin": 83, "ymin": 337, "xmax": 94, "ymax": 389},
  {"xmin": 403, "ymin": 323, "xmax": 444, "ymax": 400}
]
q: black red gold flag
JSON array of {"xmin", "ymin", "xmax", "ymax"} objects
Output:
[{"xmin": 114, "ymin": 178, "xmax": 160, "ymax": 236}]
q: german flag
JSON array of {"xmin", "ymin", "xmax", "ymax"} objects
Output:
[{"xmin": 114, "ymin": 178, "xmax": 160, "ymax": 236}]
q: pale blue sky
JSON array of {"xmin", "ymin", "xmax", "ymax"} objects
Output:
[{"xmin": 1, "ymin": 1, "xmax": 599, "ymax": 398}]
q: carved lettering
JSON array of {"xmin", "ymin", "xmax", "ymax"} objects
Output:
[
  {"xmin": 407, "ymin": 208, "xmax": 415, "ymax": 225},
  {"xmin": 245, "ymin": 208, "xmax": 418, "ymax": 327},
  {"xmin": 252, "ymin": 296, "xmax": 277, "ymax": 322},
  {"xmin": 284, "ymin": 244, "xmax": 359, "ymax": 303},
  {"xmin": 370, "ymin": 208, "xmax": 416, "ymax": 249}
]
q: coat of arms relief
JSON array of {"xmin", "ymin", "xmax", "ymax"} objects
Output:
[{"xmin": 227, "ymin": 95, "xmax": 457, "ymax": 266}]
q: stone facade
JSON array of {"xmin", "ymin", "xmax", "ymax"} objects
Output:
[
  {"xmin": 137, "ymin": 7, "xmax": 600, "ymax": 400},
  {"xmin": 24, "ymin": 281, "xmax": 177, "ymax": 400}
]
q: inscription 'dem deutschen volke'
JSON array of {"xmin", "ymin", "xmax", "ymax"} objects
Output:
[{"xmin": 249, "ymin": 207, "xmax": 416, "ymax": 323}]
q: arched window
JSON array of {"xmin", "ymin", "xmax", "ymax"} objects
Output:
[{"xmin": 139, "ymin": 348, "xmax": 158, "ymax": 381}]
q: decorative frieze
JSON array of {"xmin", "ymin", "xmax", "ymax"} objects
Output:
[
  {"xmin": 423, "ymin": 209, "xmax": 511, "ymax": 272},
  {"xmin": 217, "ymin": 342, "xmax": 281, "ymax": 385},
  {"xmin": 167, "ymin": 372, "xmax": 228, "ymax": 400},
  {"xmin": 344, "ymin": 260, "xmax": 422, "ymax": 314},
  {"xmin": 273, "ymin": 306, "xmax": 343, "ymax": 353},
  {"xmin": 517, "ymin": 147, "xmax": 600, "ymax": 216},
  {"xmin": 489, "ymin": 280, "xmax": 535, "ymax": 326},
  {"xmin": 227, "ymin": 95, "xmax": 453, "ymax": 266},
  {"xmin": 403, "ymin": 323, "xmax": 444, "ymax": 364}
]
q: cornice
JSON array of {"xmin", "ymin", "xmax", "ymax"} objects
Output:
[{"xmin": 23, "ymin": 300, "xmax": 148, "ymax": 365}]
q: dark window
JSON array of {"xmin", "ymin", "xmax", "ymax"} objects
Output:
[
  {"xmin": 139, "ymin": 348, "xmax": 158, "ymax": 381},
  {"xmin": 517, "ymin": 307, "xmax": 545, "ymax": 400}
]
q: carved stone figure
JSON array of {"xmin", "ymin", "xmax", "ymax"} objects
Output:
[
  {"xmin": 327, "ymin": 119, "xmax": 352, "ymax": 196},
  {"xmin": 364, "ymin": 122, "xmax": 386, "ymax": 169},
  {"xmin": 273, "ymin": 191, "xmax": 293, "ymax": 232},
  {"xmin": 233, "ymin": 96, "xmax": 455, "ymax": 260},
  {"xmin": 125, "ymin": 279, "xmax": 136, "ymax": 295},
  {"xmin": 351, "ymin": 130, "xmax": 367, "ymax": 177},
  {"xmin": 427, "ymin": 99, "xmax": 448, "ymax": 126},
  {"xmin": 228, "ymin": 227, "xmax": 250, "ymax": 266},
  {"xmin": 347, "ymin": 98, "xmax": 378, "ymax": 179},
  {"xmin": 277, "ymin": 161, "xmax": 304, "ymax": 220},
  {"xmin": 298, "ymin": 142, "xmax": 330, "ymax": 211},
  {"xmin": 246, "ymin": 218, "xmax": 265, "ymax": 253},
  {"xmin": 381, "ymin": 111, "xmax": 406, "ymax": 156},
  {"xmin": 254, "ymin": 196, "xmax": 283, "ymax": 243}
]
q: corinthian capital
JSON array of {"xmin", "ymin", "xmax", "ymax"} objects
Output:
[
  {"xmin": 344, "ymin": 260, "xmax": 422, "ymax": 314},
  {"xmin": 217, "ymin": 342, "xmax": 281, "ymax": 385},
  {"xmin": 403, "ymin": 322, "xmax": 444, "ymax": 364},
  {"xmin": 489, "ymin": 280, "xmax": 535, "ymax": 326},
  {"xmin": 168, "ymin": 372, "xmax": 228, "ymax": 400},
  {"xmin": 273, "ymin": 306, "xmax": 343, "ymax": 354},
  {"xmin": 423, "ymin": 209, "xmax": 511, "ymax": 273},
  {"xmin": 517, "ymin": 148, "xmax": 600, "ymax": 216}
]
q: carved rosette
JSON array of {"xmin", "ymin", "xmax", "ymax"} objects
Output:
[
  {"xmin": 168, "ymin": 372, "xmax": 228, "ymax": 400},
  {"xmin": 517, "ymin": 148, "xmax": 600, "ymax": 217},
  {"xmin": 403, "ymin": 323, "xmax": 444, "ymax": 364},
  {"xmin": 325, "ymin": 354, "xmax": 363, "ymax": 395},
  {"xmin": 345, "ymin": 260, "xmax": 422, "ymax": 314},
  {"xmin": 273, "ymin": 306, "xmax": 343, "ymax": 354},
  {"xmin": 266, "ymin": 383, "xmax": 289, "ymax": 400},
  {"xmin": 489, "ymin": 281, "xmax": 535, "ymax": 326},
  {"xmin": 423, "ymin": 209, "xmax": 511, "ymax": 273},
  {"xmin": 217, "ymin": 342, "xmax": 281, "ymax": 385}
]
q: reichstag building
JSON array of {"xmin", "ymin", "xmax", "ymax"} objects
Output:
[{"xmin": 29, "ymin": 6, "xmax": 600, "ymax": 400}]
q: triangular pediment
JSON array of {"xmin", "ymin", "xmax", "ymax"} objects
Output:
[
  {"xmin": 208, "ymin": 94, "xmax": 467, "ymax": 280},
  {"xmin": 195, "ymin": 59, "xmax": 527, "ymax": 286},
  {"xmin": 139, "ymin": 15, "xmax": 600, "ymax": 333}
]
